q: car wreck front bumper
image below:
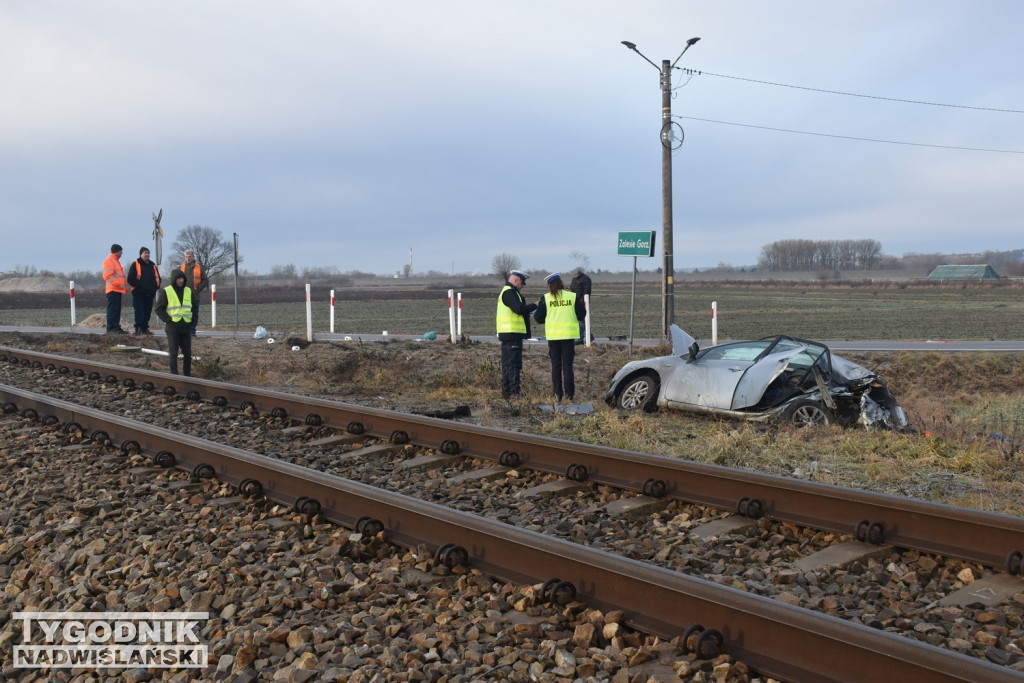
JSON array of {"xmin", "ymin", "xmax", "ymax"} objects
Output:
[{"xmin": 857, "ymin": 392, "xmax": 908, "ymax": 430}]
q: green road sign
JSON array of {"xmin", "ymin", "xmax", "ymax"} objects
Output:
[{"xmin": 617, "ymin": 231, "xmax": 656, "ymax": 257}]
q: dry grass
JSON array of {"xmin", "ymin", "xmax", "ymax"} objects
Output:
[{"xmin": 6, "ymin": 331, "xmax": 1024, "ymax": 516}]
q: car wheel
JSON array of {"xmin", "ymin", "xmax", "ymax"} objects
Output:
[
  {"xmin": 616, "ymin": 373, "xmax": 658, "ymax": 412},
  {"xmin": 783, "ymin": 399, "xmax": 831, "ymax": 427}
]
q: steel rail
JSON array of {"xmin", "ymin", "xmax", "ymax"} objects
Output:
[
  {"xmin": 0, "ymin": 382, "xmax": 1018, "ymax": 683},
  {"xmin": 2, "ymin": 346, "xmax": 1023, "ymax": 571}
]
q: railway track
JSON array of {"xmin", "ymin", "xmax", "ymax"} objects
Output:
[{"xmin": 2, "ymin": 345, "xmax": 1023, "ymax": 681}]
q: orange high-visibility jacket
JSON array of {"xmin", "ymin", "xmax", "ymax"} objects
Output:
[
  {"xmin": 179, "ymin": 262, "xmax": 205, "ymax": 291},
  {"xmin": 131, "ymin": 260, "xmax": 161, "ymax": 292},
  {"xmin": 103, "ymin": 254, "xmax": 127, "ymax": 294}
]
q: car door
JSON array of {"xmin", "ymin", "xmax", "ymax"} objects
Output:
[
  {"xmin": 730, "ymin": 345, "xmax": 808, "ymax": 410},
  {"xmin": 663, "ymin": 341, "xmax": 769, "ymax": 410}
]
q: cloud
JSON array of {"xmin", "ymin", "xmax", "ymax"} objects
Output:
[{"xmin": 2, "ymin": 1, "xmax": 1022, "ymax": 277}]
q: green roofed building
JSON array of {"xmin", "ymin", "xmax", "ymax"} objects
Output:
[{"xmin": 927, "ymin": 264, "xmax": 1000, "ymax": 281}]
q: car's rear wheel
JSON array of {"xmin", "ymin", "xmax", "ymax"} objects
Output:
[
  {"xmin": 616, "ymin": 373, "xmax": 658, "ymax": 412},
  {"xmin": 783, "ymin": 399, "xmax": 831, "ymax": 427}
]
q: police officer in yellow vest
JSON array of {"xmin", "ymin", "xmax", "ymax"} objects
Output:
[
  {"xmin": 496, "ymin": 270, "xmax": 537, "ymax": 399},
  {"xmin": 154, "ymin": 270, "xmax": 194, "ymax": 376},
  {"xmin": 533, "ymin": 273, "xmax": 586, "ymax": 402}
]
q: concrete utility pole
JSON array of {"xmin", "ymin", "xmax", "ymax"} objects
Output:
[
  {"xmin": 622, "ymin": 37, "xmax": 700, "ymax": 340},
  {"xmin": 659, "ymin": 57, "xmax": 675, "ymax": 339}
]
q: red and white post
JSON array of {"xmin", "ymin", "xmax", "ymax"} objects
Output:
[
  {"xmin": 457, "ymin": 292, "xmax": 463, "ymax": 339},
  {"xmin": 330, "ymin": 289, "xmax": 336, "ymax": 334},
  {"xmin": 210, "ymin": 284, "xmax": 217, "ymax": 328},
  {"xmin": 69, "ymin": 281, "xmax": 76, "ymax": 327},
  {"xmin": 447, "ymin": 289, "xmax": 456, "ymax": 343}
]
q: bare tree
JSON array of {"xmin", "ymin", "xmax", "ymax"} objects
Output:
[
  {"xmin": 170, "ymin": 225, "xmax": 240, "ymax": 278},
  {"xmin": 491, "ymin": 253, "xmax": 521, "ymax": 281},
  {"xmin": 569, "ymin": 250, "xmax": 590, "ymax": 272}
]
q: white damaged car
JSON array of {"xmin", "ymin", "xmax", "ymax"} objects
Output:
[{"xmin": 605, "ymin": 326, "xmax": 907, "ymax": 429}]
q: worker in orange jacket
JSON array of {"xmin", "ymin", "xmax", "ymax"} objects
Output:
[
  {"xmin": 102, "ymin": 244, "xmax": 128, "ymax": 334},
  {"xmin": 178, "ymin": 250, "xmax": 207, "ymax": 336}
]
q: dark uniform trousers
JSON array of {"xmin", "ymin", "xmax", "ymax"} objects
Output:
[
  {"xmin": 500, "ymin": 340, "xmax": 523, "ymax": 397},
  {"xmin": 548, "ymin": 339, "xmax": 576, "ymax": 400}
]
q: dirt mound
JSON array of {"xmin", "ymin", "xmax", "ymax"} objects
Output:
[
  {"xmin": 78, "ymin": 313, "xmax": 110, "ymax": 328},
  {"xmin": 0, "ymin": 276, "xmax": 67, "ymax": 293}
]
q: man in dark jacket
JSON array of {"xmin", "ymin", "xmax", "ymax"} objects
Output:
[
  {"xmin": 495, "ymin": 270, "xmax": 537, "ymax": 398},
  {"xmin": 570, "ymin": 268, "xmax": 593, "ymax": 344},
  {"xmin": 126, "ymin": 247, "xmax": 161, "ymax": 335},
  {"xmin": 154, "ymin": 270, "xmax": 193, "ymax": 376}
]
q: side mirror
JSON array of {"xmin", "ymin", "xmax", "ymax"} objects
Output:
[{"xmin": 687, "ymin": 342, "xmax": 699, "ymax": 363}]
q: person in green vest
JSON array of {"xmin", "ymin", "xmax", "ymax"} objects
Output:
[
  {"xmin": 496, "ymin": 269, "xmax": 537, "ymax": 399},
  {"xmin": 154, "ymin": 270, "xmax": 193, "ymax": 377},
  {"xmin": 533, "ymin": 273, "xmax": 586, "ymax": 402}
]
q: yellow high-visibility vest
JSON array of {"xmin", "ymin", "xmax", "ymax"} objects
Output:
[
  {"xmin": 164, "ymin": 286, "xmax": 193, "ymax": 323},
  {"xmin": 495, "ymin": 285, "xmax": 526, "ymax": 335},
  {"xmin": 542, "ymin": 291, "xmax": 578, "ymax": 340}
]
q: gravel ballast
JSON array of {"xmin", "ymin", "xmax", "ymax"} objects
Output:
[{"xmin": 0, "ymin": 414, "xmax": 760, "ymax": 682}]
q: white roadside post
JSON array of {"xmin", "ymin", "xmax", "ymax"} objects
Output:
[
  {"xmin": 211, "ymin": 285, "xmax": 217, "ymax": 328},
  {"xmin": 457, "ymin": 292, "xmax": 463, "ymax": 339},
  {"xmin": 330, "ymin": 290, "xmax": 335, "ymax": 334},
  {"xmin": 711, "ymin": 300, "xmax": 718, "ymax": 346},
  {"xmin": 584, "ymin": 293, "xmax": 591, "ymax": 348},
  {"xmin": 305, "ymin": 284, "xmax": 313, "ymax": 342},
  {"xmin": 69, "ymin": 281, "xmax": 76, "ymax": 327},
  {"xmin": 448, "ymin": 289, "xmax": 456, "ymax": 343}
]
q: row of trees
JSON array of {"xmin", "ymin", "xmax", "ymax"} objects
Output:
[
  {"xmin": 4, "ymin": 226, "xmax": 238, "ymax": 285},
  {"xmin": 9, "ymin": 228, "xmax": 1021, "ymax": 283},
  {"xmin": 758, "ymin": 239, "xmax": 883, "ymax": 272}
]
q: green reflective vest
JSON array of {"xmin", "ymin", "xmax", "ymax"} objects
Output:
[
  {"xmin": 164, "ymin": 286, "xmax": 193, "ymax": 323},
  {"xmin": 542, "ymin": 291, "xmax": 578, "ymax": 340},
  {"xmin": 495, "ymin": 285, "xmax": 527, "ymax": 335}
]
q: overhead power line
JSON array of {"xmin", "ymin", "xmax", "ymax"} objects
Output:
[
  {"xmin": 680, "ymin": 69, "xmax": 1024, "ymax": 114},
  {"xmin": 678, "ymin": 115, "xmax": 1024, "ymax": 154}
]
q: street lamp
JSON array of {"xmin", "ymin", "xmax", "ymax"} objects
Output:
[{"xmin": 622, "ymin": 37, "xmax": 700, "ymax": 340}]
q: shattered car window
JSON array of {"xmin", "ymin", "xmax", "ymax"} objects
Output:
[{"xmin": 699, "ymin": 341, "xmax": 771, "ymax": 362}]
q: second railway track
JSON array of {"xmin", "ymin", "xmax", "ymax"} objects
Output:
[{"xmin": 2, "ymin": 345, "xmax": 1024, "ymax": 681}]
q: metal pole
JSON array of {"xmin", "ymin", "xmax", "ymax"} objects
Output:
[
  {"xmin": 628, "ymin": 256, "xmax": 638, "ymax": 356},
  {"xmin": 660, "ymin": 59, "xmax": 674, "ymax": 342},
  {"xmin": 233, "ymin": 233, "xmax": 240, "ymax": 330}
]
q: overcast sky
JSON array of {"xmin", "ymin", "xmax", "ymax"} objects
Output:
[{"xmin": 2, "ymin": 1, "xmax": 1022, "ymax": 278}]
